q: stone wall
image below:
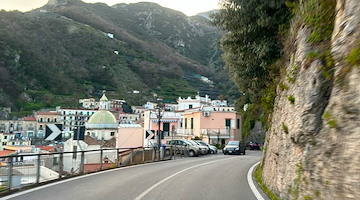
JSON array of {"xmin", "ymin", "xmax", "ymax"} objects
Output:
[{"xmin": 261, "ymin": 0, "xmax": 360, "ymax": 199}]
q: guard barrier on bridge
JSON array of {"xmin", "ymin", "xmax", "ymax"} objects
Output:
[{"xmin": 0, "ymin": 146, "xmax": 194, "ymax": 194}]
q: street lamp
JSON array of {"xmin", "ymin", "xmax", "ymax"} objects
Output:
[{"xmin": 155, "ymin": 98, "xmax": 163, "ymax": 161}]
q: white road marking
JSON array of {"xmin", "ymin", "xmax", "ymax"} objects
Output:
[
  {"xmin": 134, "ymin": 157, "xmax": 237, "ymax": 200},
  {"xmin": 0, "ymin": 161, "xmax": 162, "ymax": 200},
  {"xmin": 247, "ymin": 161, "xmax": 265, "ymax": 200}
]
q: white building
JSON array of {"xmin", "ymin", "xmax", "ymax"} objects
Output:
[
  {"xmin": 177, "ymin": 94, "xmax": 212, "ymax": 111},
  {"xmin": 56, "ymin": 107, "xmax": 97, "ymax": 131}
]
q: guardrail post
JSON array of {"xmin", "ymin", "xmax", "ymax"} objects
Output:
[
  {"xmin": 117, "ymin": 149, "xmax": 121, "ymax": 167},
  {"xmin": 142, "ymin": 148, "xmax": 145, "ymax": 163},
  {"xmin": 36, "ymin": 154, "xmax": 41, "ymax": 184},
  {"xmin": 170, "ymin": 146, "xmax": 173, "ymax": 160},
  {"xmin": 100, "ymin": 149, "xmax": 103, "ymax": 170},
  {"xmin": 59, "ymin": 153, "xmax": 63, "ymax": 178},
  {"xmin": 130, "ymin": 149, "xmax": 133, "ymax": 165},
  {"xmin": 80, "ymin": 151, "xmax": 85, "ymax": 173},
  {"xmin": 152, "ymin": 148, "xmax": 155, "ymax": 162},
  {"xmin": 7, "ymin": 157, "xmax": 13, "ymax": 190}
]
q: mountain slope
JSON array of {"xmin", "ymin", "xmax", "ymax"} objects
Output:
[{"xmin": 0, "ymin": 0, "xmax": 234, "ymax": 117}]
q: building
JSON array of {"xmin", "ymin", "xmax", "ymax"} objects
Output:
[
  {"xmin": 79, "ymin": 97, "xmax": 126, "ymax": 111},
  {"xmin": 143, "ymin": 110, "xmax": 182, "ymax": 144},
  {"xmin": 177, "ymin": 94, "xmax": 212, "ymax": 110},
  {"xmin": 56, "ymin": 107, "xmax": 97, "ymax": 131},
  {"xmin": 79, "ymin": 98, "xmax": 98, "ymax": 109},
  {"xmin": 34, "ymin": 111, "xmax": 61, "ymax": 138},
  {"xmin": 85, "ymin": 93, "xmax": 118, "ymax": 141},
  {"xmin": 178, "ymin": 106, "xmax": 241, "ymax": 144},
  {"xmin": 21, "ymin": 117, "xmax": 37, "ymax": 138}
]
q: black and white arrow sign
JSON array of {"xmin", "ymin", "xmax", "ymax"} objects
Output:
[{"xmin": 45, "ymin": 124, "xmax": 63, "ymax": 141}]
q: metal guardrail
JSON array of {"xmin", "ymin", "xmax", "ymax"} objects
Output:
[{"xmin": 0, "ymin": 146, "xmax": 176, "ymax": 194}]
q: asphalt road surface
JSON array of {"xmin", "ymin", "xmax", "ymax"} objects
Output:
[{"xmin": 3, "ymin": 151, "xmax": 265, "ymax": 200}]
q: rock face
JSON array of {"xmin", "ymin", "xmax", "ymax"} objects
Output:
[{"xmin": 262, "ymin": 0, "xmax": 360, "ymax": 199}]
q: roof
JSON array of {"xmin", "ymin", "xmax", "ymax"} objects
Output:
[
  {"xmin": 84, "ymin": 135, "xmax": 101, "ymax": 145},
  {"xmin": 132, "ymin": 106, "xmax": 146, "ymax": 109},
  {"xmin": 86, "ymin": 110, "xmax": 118, "ymax": 129},
  {"xmin": 0, "ymin": 150, "xmax": 15, "ymax": 157},
  {"xmin": 100, "ymin": 93, "xmax": 108, "ymax": 101},
  {"xmin": 101, "ymin": 137, "xmax": 116, "ymax": 148},
  {"xmin": 35, "ymin": 145, "xmax": 55, "ymax": 152},
  {"xmin": 23, "ymin": 116, "xmax": 36, "ymax": 121},
  {"xmin": 35, "ymin": 112, "xmax": 60, "ymax": 115}
]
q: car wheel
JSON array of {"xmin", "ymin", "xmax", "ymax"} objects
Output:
[
  {"xmin": 189, "ymin": 150, "xmax": 195, "ymax": 157},
  {"xmin": 211, "ymin": 150, "xmax": 214, "ymax": 154}
]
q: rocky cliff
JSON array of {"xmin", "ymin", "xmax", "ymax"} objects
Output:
[{"xmin": 262, "ymin": 0, "xmax": 360, "ymax": 199}]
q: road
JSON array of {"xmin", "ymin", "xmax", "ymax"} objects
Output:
[{"xmin": 3, "ymin": 151, "xmax": 265, "ymax": 200}]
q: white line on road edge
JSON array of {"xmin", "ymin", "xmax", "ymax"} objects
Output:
[
  {"xmin": 134, "ymin": 157, "xmax": 237, "ymax": 200},
  {"xmin": 247, "ymin": 161, "xmax": 265, "ymax": 200}
]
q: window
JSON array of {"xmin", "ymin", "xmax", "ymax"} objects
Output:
[
  {"xmin": 191, "ymin": 118, "xmax": 194, "ymax": 129},
  {"xmin": 189, "ymin": 104, "xmax": 193, "ymax": 109},
  {"xmin": 225, "ymin": 119, "xmax": 231, "ymax": 128},
  {"xmin": 47, "ymin": 118, "xmax": 50, "ymax": 122},
  {"xmin": 40, "ymin": 118, "xmax": 43, "ymax": 122},
  {"xmin": 184, "ymin": 118, "xmax": 187, "ymax": 129},
  {"xmin": 73, "ymin": 146, "xmax": 77, "ymax": 159},
  {"xmin": 54, "ymin": 118, "xmax": 57, "ymax": 122},
  {"xmin": 237, "ymin": 119, "xmax": 240, "ymax": 129},
  {"xmin": 110, "ymin": 132, "xmax": 115, "ymax": 136},
  {"xmin": 4, "ymin": 136, "xmax": 7, "ymax": 139}
]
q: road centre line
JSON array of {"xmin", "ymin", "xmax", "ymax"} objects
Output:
[
  {"xmin": 247, "ymin": 161, "xmax": 265, "ymax": 200},
  {"xmin": 133, "ymin": 157, "xmax": 237, "ymax": 200}
]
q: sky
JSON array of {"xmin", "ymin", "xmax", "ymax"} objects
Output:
[{"xmin": 0, "ymin": 0, "xmax": 220, "ymax": 16}]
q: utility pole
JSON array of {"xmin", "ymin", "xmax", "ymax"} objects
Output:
[{"xmin": 156, "ymin": 99, "xmax": 163, "ymax": 161}]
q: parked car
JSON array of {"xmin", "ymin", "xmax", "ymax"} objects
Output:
[
  {"xmin": 191, "ymin": 140, "xmax": 209, "ymax": 155},
  {"xmin": 223, "ymin": 141, "xmax": 246, "ymax": 155},
  {"xmin": 166, "ymin": 139, "xmax": 201, "ymax": 157},
  {"xmin": 195, "ymin": 140, "xmax": 218, "ymax": 154},
  {"xmin": 246, "ymin": 142, "xmax": 261, "ymax": 150}
]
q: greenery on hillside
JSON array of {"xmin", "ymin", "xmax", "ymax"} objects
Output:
[
  {"xmin": 0, "ymin": 1, "xmax": 237, "ymax": 117},
  {"xmin": 213, "ymin": 0, "xmax": 292, "ymax": 137}
]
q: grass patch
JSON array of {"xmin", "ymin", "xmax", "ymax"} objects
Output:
[
  {"xmin": 288, "ymin": 95, "xmax": 295, "ymax": 104},
  {"xmin": 282, "ymin": 122, "xmax": 289, "ymax": 134},
  {"xmin": 289, "ymin": 162, "xmax": 303, "ymax": 200},
  {"xmin": 254, "ymin": 164, "xmax": 280, "ymax": 200},
  {"xmin": 302, "ymin": 0, "xmax": 336, "ymax": 44},
  {"xmin": 327, "ymin": 119, "xmax": 337, "ymax": 128},
  {"xmin": 279, "ymin": 82, "xmax": 289, "ymax": 91},
  {"xmin": 346, "ymin": 45, "xmax": 360, "ymax": 66}
]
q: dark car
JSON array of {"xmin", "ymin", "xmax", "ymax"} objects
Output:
[
  {"xmin": 247, "ymin": 142, "xmax": 261, "ymax": 150},
  {"xmin": 223, "ymin": 141, "xmax": 246, "ymax": 155}
]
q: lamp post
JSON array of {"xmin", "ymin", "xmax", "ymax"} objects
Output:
[{"xmin": 156, "ymin": 99, "xmax": 163, "ymax": 161}]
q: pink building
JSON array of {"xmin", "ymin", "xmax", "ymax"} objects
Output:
[{"xmin": 178, "ymin": 106, "xmax": 241, "ymax": 145}]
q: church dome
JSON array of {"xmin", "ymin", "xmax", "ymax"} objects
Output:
[{"xmin": 86, "ymin": 110, "xmax": 118, "ymax": 129}]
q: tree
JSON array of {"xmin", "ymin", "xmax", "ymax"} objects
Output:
[{"xmin": 212, "ymin": 0, "xmax": 292, "ymax": 135}]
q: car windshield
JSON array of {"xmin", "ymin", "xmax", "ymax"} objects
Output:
[{"xmin": 228, "ymin": 141, "xmax": 239, "ymax": 145}]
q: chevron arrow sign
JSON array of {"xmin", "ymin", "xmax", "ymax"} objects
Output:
[{"xmin": 45, "ymin": 124, "xmax": 63, "ymax": 141}]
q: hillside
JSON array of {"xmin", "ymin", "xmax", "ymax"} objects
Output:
[{"xmin": 0, "ymin": 0, "xmax": 235, "ymax": 117}]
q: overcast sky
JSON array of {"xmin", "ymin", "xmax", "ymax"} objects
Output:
[{"xmin": 0, "ymin": 0, "xmax": 220, "ymax": 16}]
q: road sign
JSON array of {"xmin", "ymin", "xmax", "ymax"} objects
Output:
[
  {"xmin": 73, "ymin": 126, "xmax": 85, "ymax": 140},
  {"xmin": 146, "ymin": 130, "xmax": 155, "ymax": 139},
  {"xmin": 45, "ymin": 124, "xmax": 63, "ymax": 141}
]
